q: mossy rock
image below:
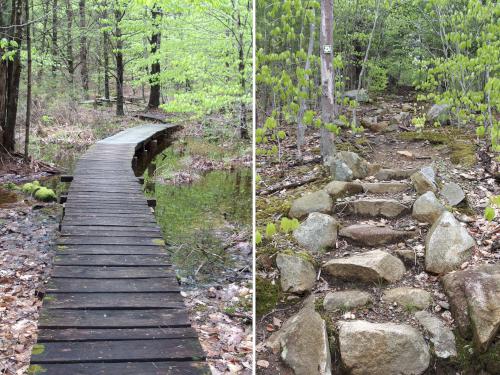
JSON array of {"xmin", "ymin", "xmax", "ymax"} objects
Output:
[
  {"xmin": 34, "ymin": 187, "xmax": 57, "ymax": 202},
  {"xmin": 22, "ymin": 180, "xmax": 41, "ymax": 194},
  {"xmin": 256, "ymin": 277, "xmax": 281, "ymax": 317}
]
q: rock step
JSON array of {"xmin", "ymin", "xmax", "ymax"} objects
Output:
[
  {"xmin": 325, "ymin": 181, "xmax": 411, "ymax": 199},
  {"xmin": 339, "ymin": 224, "xmax": 415, "ymax": 246},
  {"xmin": 375, "ymin": 168, "xmax": 418, "ymax": 181},
  {"xmin": 336, "ymin": 198, "xmax": 410, "ymax": 219}
]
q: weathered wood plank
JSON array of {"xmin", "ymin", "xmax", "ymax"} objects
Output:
[
  {"xmin": 30, "ymin": 338, "xmax": 205, "ymax": 363},
  {"xmin": 56, "ymin": 244, "xmax": 164, "ymax": 254},
  {"xmin": 46, "ymin": 278, "xmax": 180, "ymax": 293},
  {"xmin": 53, "ymin": 254, "xmax": 171, "ymax": 266},
  {"xmin": 60, "ymin": 228, "xmax": 162, "ymax": 238},
  {"xmin": 43, "ymin": 293, "xmax": 184, "ymax": 309},
  {"xmin": 51, "ymin": 266, "xmax": 175, "ymax": 279},
  {"xmin": 58, "ymin": 236, "xmax": 164, "ymax": 246},
  {"xmin": 38, "ymin": 308, "xmax": 191, "ymax": 328},
  {"xmin": 27, "ymin": 361, "xmax": 210, "ymax": 375},
  {"xmin": 37, "ymin": 327, "xmax": 198, "ymax": 342}
]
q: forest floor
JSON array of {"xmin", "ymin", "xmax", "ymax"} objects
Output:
[{"xmin": 255, "ymin": 93, "xmax": 499, "ymax": 374}]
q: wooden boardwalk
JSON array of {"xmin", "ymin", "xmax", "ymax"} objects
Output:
[{"xmin": 30, "ymin": 125, "xmax": 210, "ymax": 374}]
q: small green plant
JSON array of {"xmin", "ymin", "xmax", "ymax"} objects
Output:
[
  {"xmin": 279, "ymin": 217, "xmax": 299, "ymax": 233},
  {"xmin": 411, "ymin": 115, "xmax": 426, "ymax": 129},
  {"xmin": 255, "ymin": 230, "xmax": 262, "ymax": 245},
  {"xmin": 484, "ymin": 195, "xmax": 500, "ymax": 221},
  {"xmin": 265, "ymin": 222, "xmax": 277, "ymax": 238}
]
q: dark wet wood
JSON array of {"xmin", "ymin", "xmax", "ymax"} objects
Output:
[{"xmin": 30, "ymin": 124, "xmax": 208, "ymax": 373}]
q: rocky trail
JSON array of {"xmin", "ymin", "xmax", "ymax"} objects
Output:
[{"xmin": 256, "ymin": 96, "xmax": 499, "ymax": 374}]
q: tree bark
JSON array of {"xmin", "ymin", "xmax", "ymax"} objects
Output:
[
  {"xmin": 65, "ymin": 0, "xmax": 74, "ymax": 83},
  {"xmin": 24, "ymin": 0, "xmax": 32, "ymax": 160},
  {"xmin": 114, "ymin": 9, "xmax": 124, "ymax": 116},
  {"xmin": 236, "ymin": 2, "xmax": 249, "ymax": 139},
  {"xmin": 147, "ymin": 5, "xmax": 161, "ymax": 109},
  {"xmin": 319, "ymin": 0, "xmax": 335, "ymax": 159},
  {"xmin": 103, "ymin": 31, "xmax": 110, "ymax": 100},
  {"xmin": 51, "ymin": 0, "xmax": 58, "ymax": 75},
  {"xmin": 79, "ymin": 0, "xmax": 89, "ymax": 97}
]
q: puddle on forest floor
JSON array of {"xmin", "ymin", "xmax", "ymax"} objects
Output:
[{"xmin": 147, "ymin": 168, "xmax": 252, "ymax": 285}]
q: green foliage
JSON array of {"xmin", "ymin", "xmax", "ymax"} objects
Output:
[
  {"xmin": 255, "ymin": 230, "xmax": 262, "ymax": 245},
  {"xmin": 265, "ymin": 222, "xmax": 277, "ymax": 238},
  {"xmin": 279, "ymin": 217, "xmax": 299, "ymax": 234}
]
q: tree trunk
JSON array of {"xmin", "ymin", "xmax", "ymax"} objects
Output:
[
  {"xmin": 51, "ymin": 0, "xmax": 58, "ymax": 75},
  {"xmin": 79, "ymin": 0, "xmax": 89, "ymax": 97},
  {"xmin": 147, "ymin": 5, "xmax": 161, "ymax": 109},
  {"xmin": 319, "ymin": 0, "xmax": 335, "ymax": 159},
  {"xmin": 103, "ymin": 31, "xmax": 110, "ymax": 100},
  {"xmin": 24, "ymin": 0, "xmax": 32, "ymax": 160},
  {"xmin": 65, "ymin": 0, "xmax": 74, "ymax": 83},
  {"xmin": 37, "ymin": 0, "xmax": 50, "ymax": 80},
  {"xmin": 115, "ymin": 9, "xmax": 124, "ymax": 116},
  {"xmin": 236, "ymin": 5, "xmax": 248, "ymax": 139},
  {"xmin": 297, "ymin": 12, "xmax": 315, "ymax": 156}
]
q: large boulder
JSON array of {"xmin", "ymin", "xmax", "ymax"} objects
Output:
[
  {"xmin": 339, "ymin": 224, "xmax": 414, "ymax": 246},
  {"xmin": 323, "ymin": 181, "xmax": 363, "ymax": 199},
  {"xmin": 337, "ymin": 151, "xmax": 371, "ymax": 179},
  {"xmin": 383, "ymin": 287, "xmax": 432, "ymax": 310},
  {"xmin": 442, "ymin": 264, "xmax": 500, "ymax": 352},
  {"xmin": 427, "ymin": 104, "xmax": 451, "ymax": 124},
  {"xmin": 361, "ymin": 182, "xmax": 411, "ymax": 194},
  {"xmin": 338, "ymin": 320, "xmax": 430, "ymax": 375},
  {"xmin": 323, "ymin": 290, "xmax": 372, "ymax": 311},
  {"xmin": 425, "ymin": 211, "xmax": 475, "ymax": 274},
  {"xmin": 289, "ymin": 190, "xmax": 333, "ymax": 219},
  {"xmin": 324, "ymin": 157, "xmax": 353, "ymax": 181},
  {"xmin": 375, "ymin": 168, "xmax": 418, "ymax": 181},
  {"xmin": 337, "ymin": 198, "xmax": 410, "ymax": 218},
  {"xmin": 323, "ymin": 250, "xmax": 405, "ymax": 283},
  {"xmin": 266, "ymin": 297, "xmax": 331, "ymax": 375},
  {"xmin": 293, "ymin": 213, "xmax": 338, "ymax": 253},
  {"xmin": 344, "ymin": 89, "xmax": 369, "ymax": 103},
  {"xmin": 412, "ymin": 191, "xmax": 446, "ymax": 223},
  {"xmin": 440, "ymin": 182, "xmax": 466, "ymax": 206},
  {"xmin": 276, "ymin": 253, "xmax": 316, "ymax": 294},
  {"xmin": 414, "ymin": 310, "xmax": 457, "ymax": 359}
]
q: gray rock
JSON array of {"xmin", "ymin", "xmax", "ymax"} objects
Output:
[
  {"xmin": 394, "ymin": 249, "xmax": 417, "ymax": 262},
  {"xmin": 442, "ymin": 264, "xmax": 500, "ymax": 352},
  {"xmin": 383, "ymin": 287, "xmax": 432, "ymax": 310},
  {"xmin": 440, "ymin": 182, "xmax": 466, "ymax": 206},
  {"xmin": 324, "ymin": 157, "xmax": 353, "ymax": 181},
  {"xmin": 289, "ymin": 190, "xmax": 333, "ymax": 219},
  {"xmin": 293, "ymin": 213, "xmax": 338, "ymax": 253},
  {"xmin": 323, "ymin": 250, "xmax": 405, "ymax": 283},
  {"xmin": 323, "ymin": 181, "xmax": 363, "ymax": 199},
  {"xmin": 344, "ymin": 89, "xmax": 369, "ymax": 103},
  {"xmin": 337, "ymin": 151, "xmax": 371, "ymax": 179},
  {"xmin": 411, "ymin": 166, "xmax": 438, "ymax": 194},
  {"xmin": 415, "ymin": 311, "xmax": 457, "ymax": 359},
  {"xmin": 276, "ymin": 253, "xmax": 316, "ymax": 294},
  {"xmin": 338, "ymin": 320, "xmax": 430, "ymax": 375},
  {"xmin": 427, "ymin": 104, "xmax": 450, "ymax": 124},
  {"xmin": 338, "ymin": 198, "xmax": 410, "ymax": 218},
  {"xmin": 323, "ymin": 290, "xmax": 372, "ymax": 311},
  {"xmin": 266, "ymin": 297, "xmax": 332, "ymax": 375},
  {"xmin": 412, "ymin": 191, "xmax": 446, "ymax": 223},
  {"xmin": 425, "ymin": 211, "xmax": 475, "ymax": 274},
  {"xmin": 375, "ymin": 168, "xmax": 418, "ymax": 181},
  {"xmin": 339, "ymin": 224, "xmax": 414, "ymax": 246},
  {"xmin": 361, "ymin": 182, "xmax": 411, "ymax": 194}
]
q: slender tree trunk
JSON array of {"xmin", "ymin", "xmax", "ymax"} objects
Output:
[
  {"xmin": 24, "ymin": 0, "xmax": 32, "ymax": 160},
  {"xmin": 236, "ymin": 4, "xmax": 249, "ymax": 139},
  {"xmin": 79, "ymin": 0, "xmax": 89, "ymax": 97},
  {"xmin": 147, "ymin": 5, "xmax": 161, "ymax": 109},
  {"xmin": 51, "ymin": 0, "xmax": 58, "ymax": 75},
  {"xmin": 103, "ymin": 31, "xmax": 110, "ymax": 100},
  {"xmin": 319, "ymin": 0, "xmax": 335, "ymax": 159},
  {"xmin": 37, "ymin": 0, "xmax": 49, "ymax": 80},
  {"xmin": 114, "ymin": 9, "xmax": 124, "ymax": 116},
  {"xmin": 297, "ymin": 12, "xmax": 315, "ymax": 156},
  {"xmin": 65, "ymin": 0, "xmax": 74, "ymax": 83}
]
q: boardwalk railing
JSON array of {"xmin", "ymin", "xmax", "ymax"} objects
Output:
[{"xmin": 30, "ymin": 124, "xmax": 210, "ymax": 374}]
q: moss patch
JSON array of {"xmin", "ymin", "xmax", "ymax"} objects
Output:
[
  {"xmin": 31, "ymin": 344, "xmax": 45, "ymax": 355},
  {"xmin": 256, "ymin": 277, "xmax": 281, "ymax": 318},
  {"xmin": 34, "ymin": 187, "xmax": 57, "ymax": 202},
  {"xmin": 27, "ymin": 365, "xmax": 47, "ymax": 374},
  {"xmin": 398, "ymin": 128, "xmax": 476, "ymax": 167},
  {"xmin": 451, "ymin": 332, "xmax": 500, "ymax": 373},
  {"xmin": 256, "ymin": 195, "xmax": 291, "ymax": 222}
]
